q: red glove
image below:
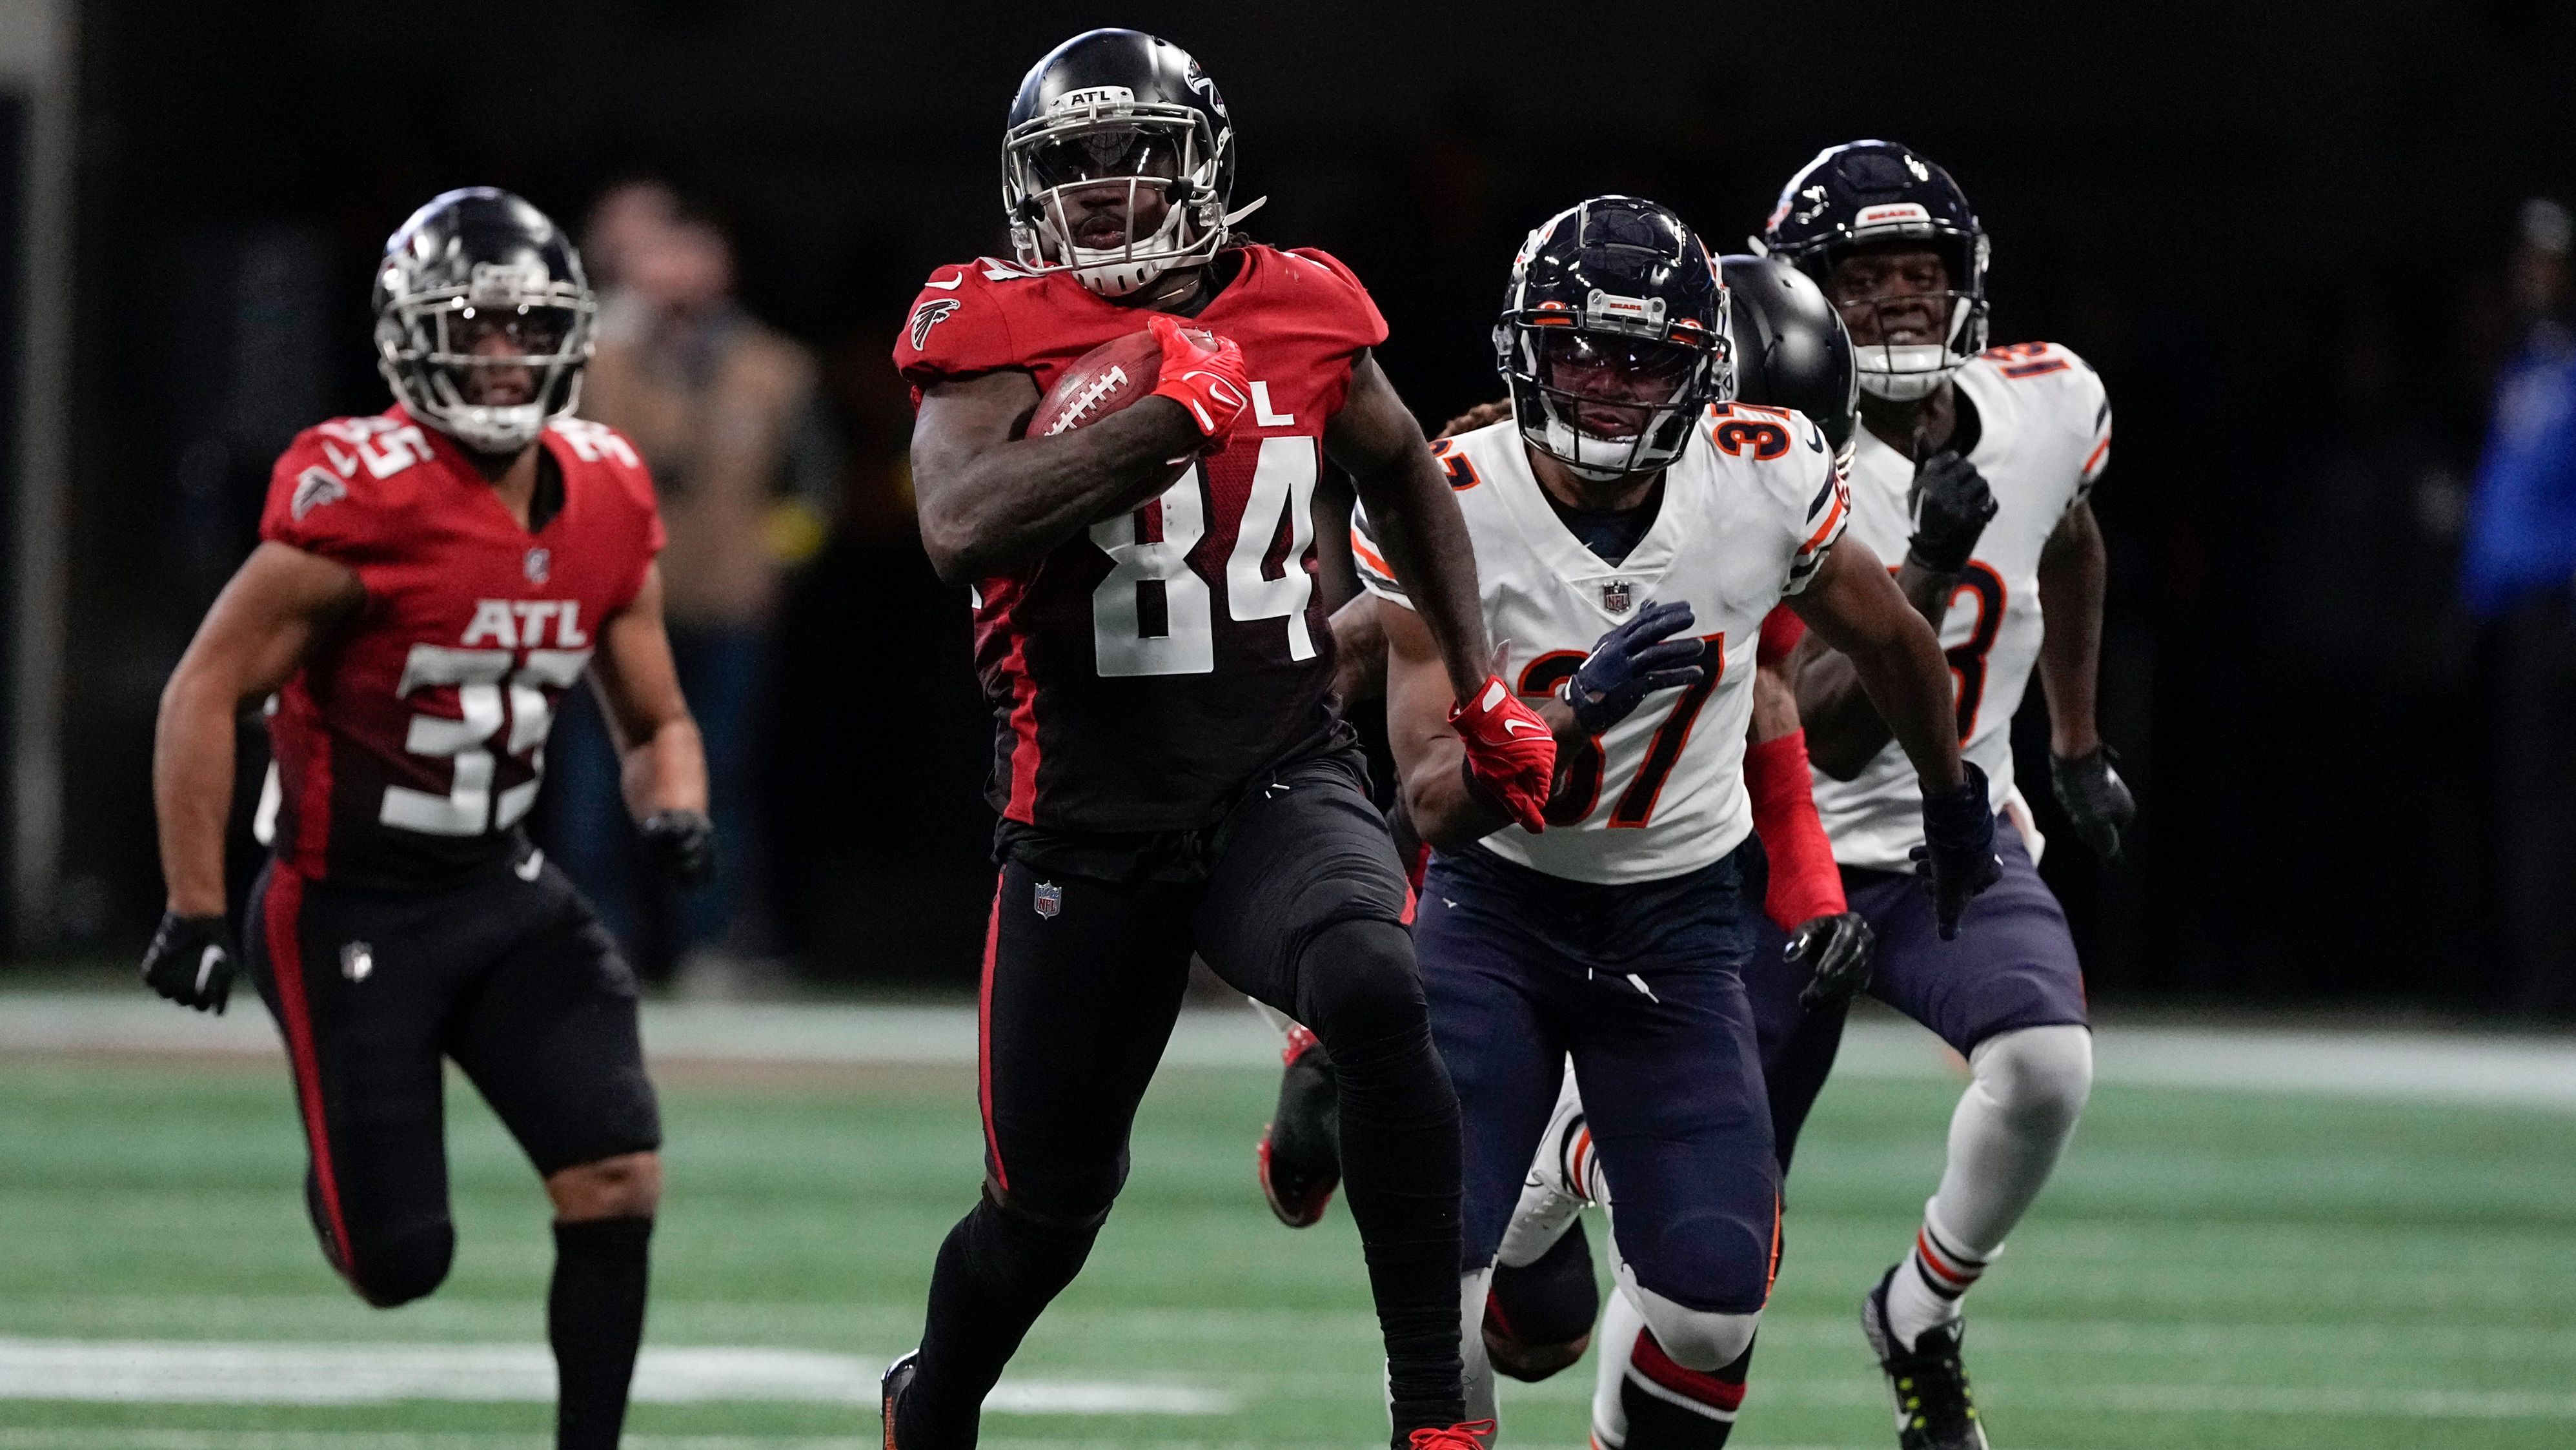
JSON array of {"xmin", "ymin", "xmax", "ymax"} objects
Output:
[
  {"xmin": 1745, "ymin": 728, "xmax": 1844, "ymax": 931},
  {"xmin": 1146, "ymin": 312, "xmax": 1250, "ymax": 447},
  {"xmin": 1450, "ymin": 675, "xmax": 1556, "ymax": 834}
]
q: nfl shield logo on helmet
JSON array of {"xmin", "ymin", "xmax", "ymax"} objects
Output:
[
  {"xmin": 1033, "ymin": 882, "xmax": 1062, "ymax": 919},
  {"xmin": 1602, "ymin": 580, "xmax": 1633, "ymax": 614},
  {"xmin": 524, "ymin": 547, "xmax": 551, "ymax": 584}
]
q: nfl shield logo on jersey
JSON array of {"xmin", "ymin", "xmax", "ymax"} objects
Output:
[
  {"xmin": 1601, "ymin": 580, "xmax": 1633, "ymax": 614},
  {"xmin": 524, "ymin": 547, "xmax": 551, "ymax": 584},
  {"xmin": 1034, "ymin": 882, "xmax": 1062, "ymax": 919},
  {"xmin": 340, "ymin": 941, "xmax": 374, "ymax": 983}
]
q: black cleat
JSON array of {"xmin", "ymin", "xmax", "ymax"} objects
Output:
[
  {"xmin": 1862, "ymin": 1267, "xmax": 1989, "ymax": 1449},
  {"xmin": 1258, "ymin": 1025, "xmax": 1341, "ymax": 1227},
  {"xmin": 880, "ymin": 1349, "xmax": 920, "ymax": 1450}
]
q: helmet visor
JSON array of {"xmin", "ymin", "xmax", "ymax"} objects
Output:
[
  {"xmin": 1532, "ymin": 331, "xmax": 1705, "ymax": 440},
  {"xmin": 1024, "ymin": 124, "xmax": 1186, "ymax": 191}
]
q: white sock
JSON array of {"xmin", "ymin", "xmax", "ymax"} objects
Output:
[
  {"xmin": 1884, "ymin": 1025, "xmax": 2092, "ymax": 1345},
  {"xmin": 1459, "ymin": 1267, "xmax": 1497, "ymax": 1427},
  {"xmin": 1590, "ymin": 1283, "xmax": 1649, "ymax": 1448}
]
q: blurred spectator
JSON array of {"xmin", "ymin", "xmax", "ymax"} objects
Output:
[
  {"xmin": 2462, "ymin": 198, "xmax": 2576, "ymax": 1012},
  {"xmin": 543, "ymin": 181, "xmax": 840, "ymax": 990}
]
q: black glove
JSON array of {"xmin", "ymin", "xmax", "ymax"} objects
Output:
[
  {"xmin": 2050, "ymin": 745, "xmax": 2136, "ymax": 862},
  {"xmin": 1559, "ymin": 600, "xmax": 1707, "ymax": 735},
  {"xmin": 1905, "ymin": 449, "xmax": 1999, "ymax": 574},
  {"xmin": 640, "ymin": 810, "xmax": 716, "ymax": 886},
  {"xmin": 1788, "ymin": 911, "xmax": 1876, "ymax": 1012},
  {"xmin": 1910, "ymin": 761, "xmax": 2002, "ymax": 941},
  {"xmin": 140, "ymin": 910, "xmax": 238, "ymax": 1014}
]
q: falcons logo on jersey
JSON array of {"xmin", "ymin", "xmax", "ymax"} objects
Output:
[
  {"xmin": 290, "ymin": 467, "xmax": 347, "ymax": 521},
  {"xmin": 910, "ymin": 298, "xmax": 960, "ymax": 351}
]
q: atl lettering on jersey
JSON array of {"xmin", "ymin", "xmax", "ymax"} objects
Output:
[
  {"xmin": 258, "ymin": 409, "xmax": 664, "ymax": 887},
  {"xmin": 894, "ymin": 245, "xmax": 1388, "ymax": 833}
]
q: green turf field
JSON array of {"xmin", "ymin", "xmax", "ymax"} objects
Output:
[{"xmin": 4, "ymin": 1045, "xmax": 2575, "ymax": 1450}]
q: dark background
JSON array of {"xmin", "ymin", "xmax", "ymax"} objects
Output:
[{"xmin": 42, "ymin": 0, "xmax": 2576, "ymax": 1007}]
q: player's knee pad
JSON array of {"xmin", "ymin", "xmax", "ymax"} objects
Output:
[
  {"xmin": 343, "ymin": 1221, "xmax": 455, "ymax": 1309},
  {"xmin": 1292, "ymin": 919, "xmax": 1426, "ymax": 1070},
  {"xmin": 1628, "ymin": 1282, "xmax": 1760, "ymax": 1373},
  {"xmin": 1969, "ymin": 1023, "xmax": 2092, "ymax": 1139}
]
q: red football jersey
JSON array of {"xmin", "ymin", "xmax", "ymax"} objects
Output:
[
  {"xmin": 258, "ymin": 406, "xmax": 665, "ymax": 886},
  {"xmin": 893, "ymin": 244, "xmax": 1388, "ymax": 833}
]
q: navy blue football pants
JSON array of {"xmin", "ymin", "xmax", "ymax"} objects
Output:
[
  {"xmin": 1419, "ymin": 842, "xmax": 1780, "ymax": 1316},
  {"xmin": 1750, "ymin": 819, "xmax": 2088, "ymax": 1169}
]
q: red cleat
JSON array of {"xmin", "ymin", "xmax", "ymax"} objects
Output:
[
  {"xmin": 1407, "ymin": 1419, "xmax": 1497, "ymax": 1450},
  {"xmin": 1257, "ymin": 1023, "xmax": 1341, "ymax": 1228}
]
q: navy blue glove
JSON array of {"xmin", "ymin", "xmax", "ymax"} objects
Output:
[
  {"xmin": 640, "ymin": 810, "xmax": 716, "ymax": 886},
  {"xmin": 1789, "ymin": 911, "xmax": 1876, "ymax": 1012},
  {"xmin": 140, "ymin": 910, "xmax": 237, "ymax": 1014},
  {"xmin": 1909, "ymin": 761, "xmax": 2002, "ymax": 940},
  {"xmin": 1905, "ymin": 449, "xmax": 1998, "ymax": 574},
  {"xmin": 2050, "ymin": 746, "xmax": 2136, "ymax": 862},
  {"xmin": 1558, "ymin": 600, "xmax": 1707, "ymax": 735}
]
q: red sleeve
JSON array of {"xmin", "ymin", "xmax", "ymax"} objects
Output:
[
  {"xmin": 1746, "ymin": 729, "xmax": 1845, "ymax": 929},
  {"xmin": 258, "ymin": 427, "xmax": 392, "ymax": 567},
  {"xmin": 1758, "ymin": 604, "xmax": 1806, "ymax": 666},
  {"xmin": 557, "ymin": 418, "xmax": 665, "ymax": 612},
  {"xmin": 1285, "ymin": 246, "xmax": 1391, "ymax": 351},
  {"xmin": 891, "ymin": 263, "xmax": 1022, "ymax": 393}
]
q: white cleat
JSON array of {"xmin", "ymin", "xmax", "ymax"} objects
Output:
[{"xmin": 1496, "ymin": 1075, "xmax": 1597, "ymax": 1269}]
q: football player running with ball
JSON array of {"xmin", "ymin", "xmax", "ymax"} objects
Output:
[
  {"xmin": 884, "ymin": 29, "xmax": 1550, "ymax": 1450},
  {"xmin": 1754, "ymin": 141, "xmax": 2136, "ymax": 1450},
  {"xmin": 143, "ymin": 189, "xmax": 709, "ymax": 1450},
  {"xmin": 1354, "ymin": 196, "xmax": 1996, "ymax": 1449}
]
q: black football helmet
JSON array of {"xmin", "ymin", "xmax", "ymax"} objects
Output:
[
  {"xmin": 1002, "ymin": 28, "xmax": 1263, "ymax": 298},
  {"xmin": 372, "ymin": 187, "xmax": 594, "ymax": 454},
  {"xmin": 1494, "ymin": 196, "xmax": 1732, "ymax": 483},
  {"xmin": 1762, "ymin": 141, "xmax": 1987, "ymax": 402},
  {"xmin": 1722, "ymin": 254, "xmax": 1858, "ymax": 463}
]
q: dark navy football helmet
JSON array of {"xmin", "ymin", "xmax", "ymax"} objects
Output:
[
  {"xmin": 1763, "ymin": 141, "xmax": 1987, "ymax": 401},
  {"xmin": 1721, "ymin": 254, "xmax": 1858, "ymax": 462},
  {"xmin": 1494, "ymin": 196, "xmax": 1732, "ymax": 482},
  {"xmin": 372, "ymin": 187, "xmax": 594, "ymax": 454},
  {"xmin": 1002, "ymin": 29, "xmax": 1262, "ymax": 298}
]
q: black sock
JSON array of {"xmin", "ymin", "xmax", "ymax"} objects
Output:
[
  {"xmin": 904, "ymin": 1192, "xmax": 1102, "ymax": 1449},
  {"xmin": 1301, "ymin": 920, "xmax": 1466, "ymax": 1444},
  {"xmin": 550, "ymin": 1216, "xmax": 653, "ymax": 1450}
]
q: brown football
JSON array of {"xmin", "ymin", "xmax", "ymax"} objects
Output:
[
  {"xmin": 1028, "ymin": 328, "xmax": 1195, "ymax": 491},
  {"xmin": 1030, "ymin": 329, "xmax": 1166, "ymax": 437}
]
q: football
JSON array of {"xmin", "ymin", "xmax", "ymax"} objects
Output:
[
  {"xmin": 1028, "ymin": 328, "xmax": 1200, "ymax": 492},
  {"xmin": 1029, "ymin": 328, "xmax": 1167, "ymax": 438}
]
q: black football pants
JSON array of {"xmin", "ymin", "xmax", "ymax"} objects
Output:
[
  {"xmin": 241, "ymin": 844, "xmax": 662, "ymax": 1307},
  {"xmin": 906, "ymin": 743, "xmax": 1465, "ymax": 1448}
]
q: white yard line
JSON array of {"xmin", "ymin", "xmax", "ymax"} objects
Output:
[
  {"xmin": 8, "ymin": 992, "xmax": 2576, "ymax": 1110},
  {"xmin": 0, "ymin": 1340, "xmax": 1228, "ymax": 1415}
]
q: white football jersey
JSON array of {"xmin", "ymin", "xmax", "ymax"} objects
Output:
[
  {"xmin": 1809, "ymin": 342, "xmax": 2112, "ymax": 870},
  {"xmin": 1356, "ymin": 407, "xmax": 1847, "ymax": 884}
]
